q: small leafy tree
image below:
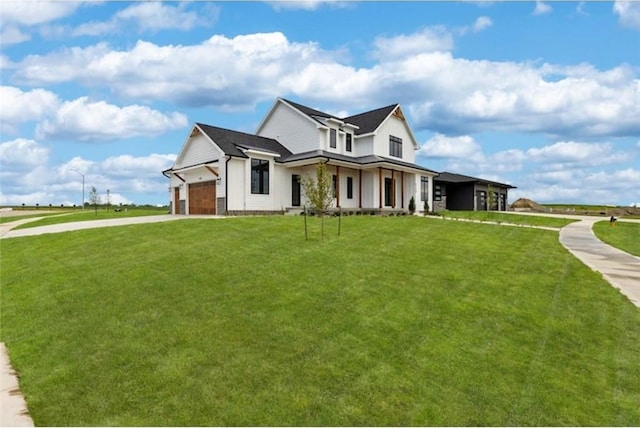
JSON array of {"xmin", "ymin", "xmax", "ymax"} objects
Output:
[
  {"xmin": 89, "ymin": 186, "xmax": 101, "ymax": 215},
  {"xmin": 301, "ymin": 161, "xmax": 334, "ymax": 239},
  {"xmin": 486, "ymin": 184, "xmax": 496, "ymax": 211},
  {"xmin": 423, "ymin": 200, "xmax": 429, "ymax": 216}
]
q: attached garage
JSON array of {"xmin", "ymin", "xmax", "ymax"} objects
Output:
[{"xmin": 189, "ymin": 181, "xmax": 216, "ymax": 215}]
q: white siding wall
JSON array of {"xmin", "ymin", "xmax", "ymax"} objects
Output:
[
  {"xmin": 258, "ymin": 103, "xmax": 321, "ymax": 154},
  {"xmin": 361, "ymin": 170, "xmax": 375, "ymax": 208},
  {"xmin": 243, "ymin": 154, "xmax": 278, "ymax": 211},
  {"xmin": 336, "ymin": 167, "xmax": 359, "ymax": 209},
  {"xmin": 174, "ymin": 133, "xmax": 224, "ymax": 169},
  {"xmin": 354, "ymin": 135, "xmax": 374, "ymax": 157},
  {"xmin": 226, "ymin": 158, "xmax": 246, "ymax": 211},
  {"xmin": 372, "ymin": 116, "xmax": 416, "ymax": 163}
]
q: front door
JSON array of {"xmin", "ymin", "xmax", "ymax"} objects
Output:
[
  {"xmin": 384, "ymin": 178, "xmax": 393, "ymax": 207},
  {"xmin": 292, "ymin": 175, "xmax": 301, "ymax": 207}
]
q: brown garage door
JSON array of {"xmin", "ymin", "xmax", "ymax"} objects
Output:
[{"xmin": 189, "ymin": 181, "xmax": 216, "ymax": 215}]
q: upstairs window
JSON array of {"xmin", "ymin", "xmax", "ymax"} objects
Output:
[
  {"xmin": 389, "ymin": 135, "xmax": 402, "ymax": 158},
  {"xmin": 346, "ymin": 133, "xmax": 352, "ymax": 152},
  {"xmin": 330, "ymin": 129, "xmax": 337, "ymax": 149},
  {"xmin": 251, "ymin": 159, "xmax": 269, "ymax": 194}
]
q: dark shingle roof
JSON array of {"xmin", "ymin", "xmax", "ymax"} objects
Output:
[
  {"xmin": 343, "ymin": 104, "xmax": 398, "ymax": 135},
  {"xmin": 282, "ymin": 98, "xmax": 399, "ymax": 136},
  {"xmin": 282, "ymin": 150, "xmax": 438, "ymax": 174},
  {"xmin": 436, "ymin": 171, "xmax": 516, "ymax": 189},
  {"xmin": 196, "ymin": 123, "xmax": 292, "ymax": 160},
  {"xmin": 281, "ymin": 99, "xmax": 335, "ymax": 120}
]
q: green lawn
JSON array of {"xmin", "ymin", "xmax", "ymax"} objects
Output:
[
  {"xmin": 592, "ymin": 221, "xmax": 640, "ymax": 257},
  {"xmin": 0, "ymin": 212, "xmax": 72, "ymax": 224},
  {"xmin": 439, "ymin": 210, "xmax": 577, "ymax": 228},
  {"xmin": 1, "ymin": 216, "xmax": 639, "ymax": 426},
  {"xmin": 11, "ymin": 207, "xmax": 168, "ymax": 230}
]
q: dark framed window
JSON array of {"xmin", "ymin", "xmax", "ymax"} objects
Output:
[
  {"xmin": 347, "ymin": 177, "xmax": 353, "ymax": 199},
  {"xmin": 251, "ymin": 159, "xmax": 269, "ymax": 194},
  {"xmin": 421, "ymin": 176, "xmax": 429, "ymax": 201},
  {"xmin": 346, "ymin": 133, "xmax": 352, "ymax": 152},
  {"xmin": 330, "ymin": 129, "xmax": 337, "ymax": 149},
  {"xmin": 389, "ymin": 135, "xmax": 402, "ymax": 158},
  {"xmin": 332, "ymin": 174, "xmax": 337, "ymax": 197},
  {"xmin": 434, "ymin": 184, "xmax": 442, "ymax": 201}
]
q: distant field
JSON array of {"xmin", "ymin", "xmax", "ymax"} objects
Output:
[{"xmin": 2, "ymin": 216, "xmax": 639, "ymax": 426}]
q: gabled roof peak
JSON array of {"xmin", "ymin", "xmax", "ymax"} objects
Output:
[{"xmin": 279, "ymin": 98, "xmax": 401, "ymax": 136}]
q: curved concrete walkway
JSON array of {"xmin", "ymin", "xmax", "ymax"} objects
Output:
[{"xmin": 559, "ymin": 217, "xmax": 640, "ymax": 308}]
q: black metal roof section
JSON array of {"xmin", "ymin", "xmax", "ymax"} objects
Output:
[
  {"xmin": 436, "ymin": 171, "xmax": 516, "ymax": 189},
  {"xmin": 282, "ymin": 150, "xmax": 438, "ymax": 174},
  {"xmin": 196, "ymin": 123, "xmax": 292, "ymax": 160},
  {"xmin": 343, "ymin": 104, "xmax": 399, "ymax": 135}
]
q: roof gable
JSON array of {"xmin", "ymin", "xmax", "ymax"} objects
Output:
[{"xmin": 342, "ymin": 104, "xmax": 398, "ymax": 135}]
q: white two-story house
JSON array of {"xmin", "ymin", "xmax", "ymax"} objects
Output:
[{"xmin": 163, "ymin": 98, "xmax": 438, "ymax": 215}]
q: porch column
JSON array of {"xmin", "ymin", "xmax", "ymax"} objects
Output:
[
  {"xmin": 378, "ymin": 167, "xmax": 382, "ymax": 209},
  {"xmin": 401, "ymin": 171, "xmax": 404, "ymax": 208},
  {"xmin": 428, "ymin": 175, "xmax": 434, "ymax": 213},
  {"xmin": 358, "ymin": 170, "xmax": 362, "ymax": 209},
  {"xmin": 336, "ymin": 165, "xmax": 341, "ymax": 208}
]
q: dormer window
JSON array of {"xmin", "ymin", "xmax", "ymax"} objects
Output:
[
  {"xmin": 389, "ymin": 135, "xmax": 402, "ymax": 158},
  {"xmin": 330, "ymin": 129, "xmax": 337, "ymax": 149},
  {"xmin": 346, "ymin": 133, "xmax": 352, "ymax": 152}
]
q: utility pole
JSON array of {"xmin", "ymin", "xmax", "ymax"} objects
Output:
[{"xmin": 70, "ymin": 169, "xmax": 85, "ymax": 209}]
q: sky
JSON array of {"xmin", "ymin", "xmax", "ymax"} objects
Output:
[{"xmin": 1, "ymin": 0, "xmax": 639, "ymax": 208}]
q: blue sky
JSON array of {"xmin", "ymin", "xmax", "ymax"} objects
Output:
[{"xmin": 1, "ymin": 0, "xmax": 639, "ymax": 207}]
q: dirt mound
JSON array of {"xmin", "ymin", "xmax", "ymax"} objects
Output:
[{"xmin": 510, "ymin": 198, "xmax": 543, "ymax": 210}]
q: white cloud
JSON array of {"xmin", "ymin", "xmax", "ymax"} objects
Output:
[
  {"xmin": 372, "ymin": 27, "xmax": 453, "ymax": 60},
  {"xmin": 267, "ymin": 0, "xmax": 349, "ymax": 11},
  {"xmin": 35, "ymin": 97, "xmax": 188, "ymax": 141},
  {"xmin": 0, "ymin": 1, "xmax": 84, "ymax": 26},
  {"xmin": 0, "ymin": 25, "xmax": 30, "ymax": 45},
  {"xmin": 526, "ymin": 141, "xmax": 626, "ymax": 166},
  {"xmin": 101, "ymin": 154, "xmax": 177, "ymax": 177},
  {"xmin": 533, "ymin": 1, "xmax": 552, "ymax": 15},
  {"xmin": 8, "ymin": 30, "xmax": 640, "ymax": 140},
  {"xmin": 0, "ymin": 138, "xmax": 50, "ymax": 167},
  {"xmin": 73, "ymin": 2, "xmax": 218, "ymax": 36},
  {"xmin": 472, "ymin": 16, "xmax": 493, "ymax": 33},
  {"xmin": 0, "ymin": 86, "xmax": 60, "ymax": 134},
  {"xmin": 418, "ymin": 133, "xmax": 483, "ymax": 160},
  {"xmin": 614, "ymin": 1, "xmax": 640, "ymax": 30}
]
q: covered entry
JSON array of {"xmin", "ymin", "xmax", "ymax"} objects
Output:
[{"xmin": 189, "ymin": 181, "xmax": 216, "ymax": 214}]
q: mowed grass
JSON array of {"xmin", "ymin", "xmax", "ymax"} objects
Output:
[
  {"xmin": 1, "ymin": 216, "xmax": 639, "ymax": 426},
  {"xmin": 593, "ymin": 220, "xmax": 640, "ymax": 257},
  {"xmin": 12, "ymin": 207, "xmax": 168, "ymax": 230},
  {"xmin": 440, "ymin": 210, "xmax": 577, "ymax": 228}
]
